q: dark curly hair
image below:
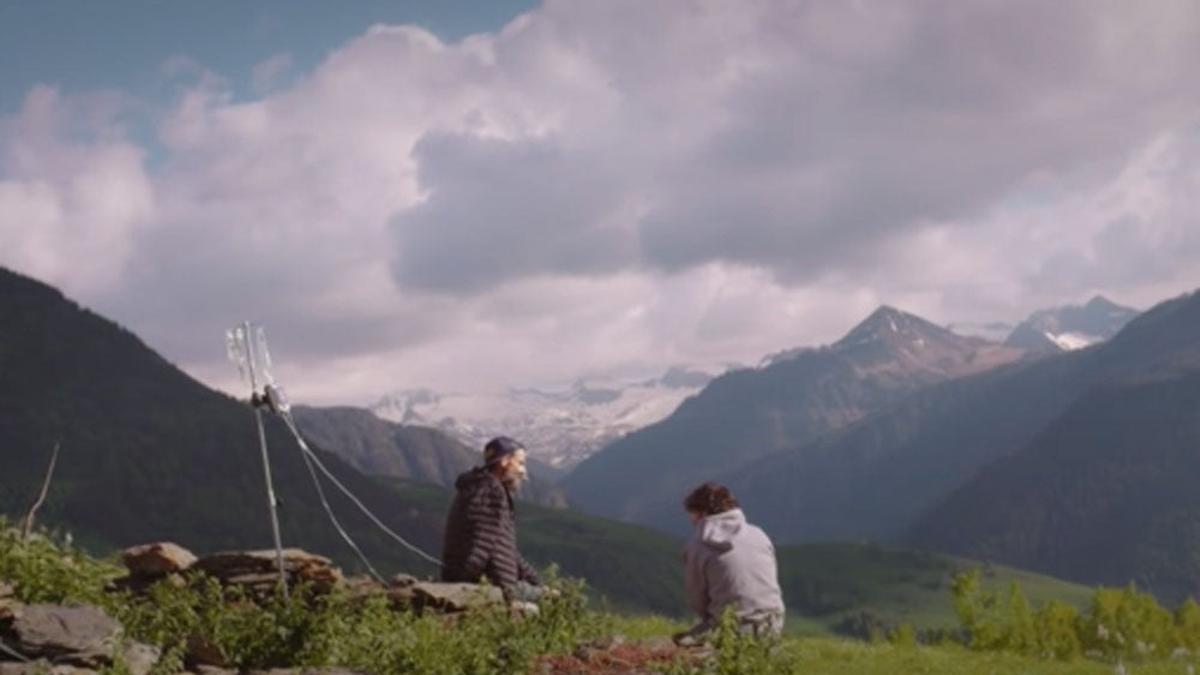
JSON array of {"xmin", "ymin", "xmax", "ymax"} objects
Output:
[{"xmin": 683, "ymin": 482, "xmax": 739, "ymax": 516}]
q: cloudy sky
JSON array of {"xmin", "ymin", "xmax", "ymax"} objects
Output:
[{"xmin": 2, "ymin": 0, "xmax": 1199, "ymax": 405}]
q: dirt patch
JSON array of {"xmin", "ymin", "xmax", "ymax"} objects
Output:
[{"xmin": 536, "ymin": 639, "xmax": 705, "ymax": 674}]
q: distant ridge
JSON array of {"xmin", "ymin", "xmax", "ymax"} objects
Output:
[
  {"xmin": 721, "ymin": 287, "xmax": 1200, "ymax": 601},
  {"xmin": 908, "ymin": 289, "xmax": 1200, "ymax": 601},
  {"xmin": 1005, "ymin": 295, "xmax": 1139, "ymax": 352},
  {"xmin": 291, "ymin": 405, "xmax": 568, "ymax": 507},
  {"xmin": 370, "ymin": 365, "xmax": 716, "ymax": 470},
  {"xmin": 563, "ymin": 305, "xmax": 1023, "ymax": 534}
]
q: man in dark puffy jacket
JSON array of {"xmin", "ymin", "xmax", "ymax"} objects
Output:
[{"xmin": 441, "ymin": 436, "xmax": 543, "ymax": 600}]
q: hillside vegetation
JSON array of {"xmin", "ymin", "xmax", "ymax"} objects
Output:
[
  {"xmin": 775, "ymin": 543, "xmax": 1093, "ymax": 636},
  {"xmin": 910, "ymin": 370, "xmax": 1200, "ymax": 602},
  {"xmin": 4, "ymin": 523, "xmax": 1200, "ymax": 674}
]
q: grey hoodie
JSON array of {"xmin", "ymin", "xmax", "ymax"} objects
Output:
[{"xmin": 683, "ymin": 508, "xmax": 784, "ymax": 632}]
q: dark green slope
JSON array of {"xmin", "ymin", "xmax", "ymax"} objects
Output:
[
  {"xmin": 727, "ymin": 351, "xmax": 1088, "ymax": 543},
  {"xmin": 908, "ymin": 371, "xmax": 1200, "ymax": 602},
  {"xmin": 725, "ymin": 290, "xmax": 1200, "ymax": 548},
  {"xmin": 774, "ymin": 542, "xmax": 1092, "ymax": 634},
  {"xmin": 292, "ymin": 405, "xmax": 479, "ymax": 485},
  {"xmin": 0, "ymin": 266, "xmax": 680, "ymax": 613},
  {"xmin": 291, "ymin": 405, "xmax": 568, "ymax": 507},
  {"xmin": 0, "ymin": 265, "xmax": 457, "ymax": 570}
]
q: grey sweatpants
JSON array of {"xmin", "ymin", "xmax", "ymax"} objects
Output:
[{"xmin": 676, "ymin": 609, "xmax": 785, "ymax": 644}]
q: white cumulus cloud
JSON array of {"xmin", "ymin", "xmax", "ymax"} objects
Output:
[{"xmin": 1, "ymin": 0, "xmax": 1199, "ymax": 404}]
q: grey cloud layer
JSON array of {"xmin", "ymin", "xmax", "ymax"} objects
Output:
[
  {"xmin": 387, "ymin": 0, "xmax": 1200, "ymax": 292},
  {"xmin": 392, "ymin": 133, "xmax": 634, "ymax": 292},
  {"xmin": 1, "ymin": 0, "xmax": 1199, "ymax": 401}
]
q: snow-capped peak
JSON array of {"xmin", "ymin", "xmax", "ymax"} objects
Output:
[
  {"xmin": 370, "ymin": 366, "xmax": 719, "ymax": 469},
  {"xmin": 1006, "ymin": 297, "xmax": 1139, "ymax": 353}
]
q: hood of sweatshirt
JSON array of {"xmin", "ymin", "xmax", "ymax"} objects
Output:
[{"xmin": 698, "ymin": 508, "xmax": 746, "ymax": 552}]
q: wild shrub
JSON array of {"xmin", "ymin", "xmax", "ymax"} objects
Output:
[
  {"xmin": 888, "ymin": 623, "xmax": 917, "ymax": 648},
  {"xmin": 1032, "ymin": 600, "xmax": 1082, "ymax": 660},
  {"xmin": 952, "ymin": 577, "xmax": 1043, "ymax": 654},
  {"xmin": 951, "ymin": 569, "xmax": 1198, "ymax": 663},
  {"xmin": 951, "ymin": 569, "xmax": 1008, "ymax": 650},
  {"xmin": 1004, "ymin": 582, "xmax": 1037, "ymax": 654},
  {"xmin": 1176, "ymin": 598, "xmax": 1200, "ymax": 649},
  {"xmin": 0, "ymin": 520, "xmax": 119, "ymax": 605},
  {"xmin": 1079, "ymin": 585, "xmax": 1176, "ymax": 659},
  {"xmin": 0, "ymin": 522, "xmax": 611, "ymax": 674},
  {"xmin": 113, "ymin": 570, "xmax": 610, "ymax": 674}
]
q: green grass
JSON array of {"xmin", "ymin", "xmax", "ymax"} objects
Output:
[
  {"xmin": 776, "ymin": 542, "xmax": 1093, "ymax": 635},
  {"xmin": 744, "ymin": 638, "xmax": 1200, "ymax": 674},
  {"xmin": 5, "ymin": 521, "xmax": 1200, "ymax": 675},
  {"xmin": 601, "ymin": 615, "xmax": 1200, "ymax": 674}
]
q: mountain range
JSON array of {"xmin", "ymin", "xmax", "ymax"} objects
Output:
[
  {"xmin": 370, "ymin": 367, "xmax": 716, "ymax": 471},
  {"xmin": 353, "ymin": 296, "xmax": 1137, "ymax": 484},
  {"xmin": 562, "ymin": 306, "xmax": 1025, "ymax": 532},
  {"xmin": 564, "ymin": 288, "xmax": 1200, "ymax": 601},
  {"xmin": 726, "ymin": 291, "xmax": 1189, "ymax": 549},
  {"xmin": 908, "ymin": 291, "xmax": 1200, "ymax": 601},
  {"xmin": 1004, "ymin": 295, "xmax": 1139, "ymax": 352},
  {"xmin": 290, "ymin": 405, "xmax": 568, "ymax": 507}
]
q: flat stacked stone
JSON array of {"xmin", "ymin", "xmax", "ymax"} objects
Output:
[
  {"xmin": 193, "ymin": 549, "xmax": 344, "ymax": 596},
  {"xmin": 0, "ymin": 602, "xmax": 158, "ymax": 675},
  {"xmin": 110, "ymin": 542, "xmax": 198, "ymax": 593}
]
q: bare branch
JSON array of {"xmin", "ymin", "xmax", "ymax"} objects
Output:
[
  {"xmin": 0, "ymin": 638, "xmax": 30, "ymax": 663},
  {"xmin": 22, "ymin": 440, "xmax": 60, "ymax": 540}
]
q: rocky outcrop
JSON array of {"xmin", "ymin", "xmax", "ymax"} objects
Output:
[
  {"xmin": 115, "ymin": 543, "xmax": 509, "ymax": 614},
  {"xmin": 387, "ymin": 576, "xmax": 505, "ymax": 613},
  {"xmin": 111, "ymin": 542, "xmax": 198, "ymax": 594},
  {"xmin": 192, "ymin": 549, "xmax": 343, "ymax": 596},
  {"xmin": 0, "ymin": 603, "xmax": 158, "ymax": 675},
  {"xmin": 1, "ymin": 541, "xmax": 521, "ymax": 675},
  {"xmin": 114, "ymin": 543, "xmax": 344, "ymax": 598},
  {"xmin": 0, "ymin": 664, "xmax": 97, "ymax": 674},
  {"xmin": 122, "ymin": 542, "xmax": 197, "ymax": 576},
  {"xmin": 2, "ymin": 604, "xmax": 119, "ymax": 665}
]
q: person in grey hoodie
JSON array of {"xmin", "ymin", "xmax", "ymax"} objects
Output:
[{"xmin": 675, "ymin": 482, "xmax": 785, "ymax": 645}]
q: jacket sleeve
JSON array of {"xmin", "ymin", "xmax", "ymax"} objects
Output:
[
  {"xmin": 683, "ymin": 543, "xmax": 710, "ymax": 620},
  {"xmin": 517, "ymin": 555, "xmax": 541, "ymax": 585}
]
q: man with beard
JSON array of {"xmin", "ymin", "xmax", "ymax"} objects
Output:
[{"xmin": 441, "ymin": 436, "xmax": 544, "ymax": 602}]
